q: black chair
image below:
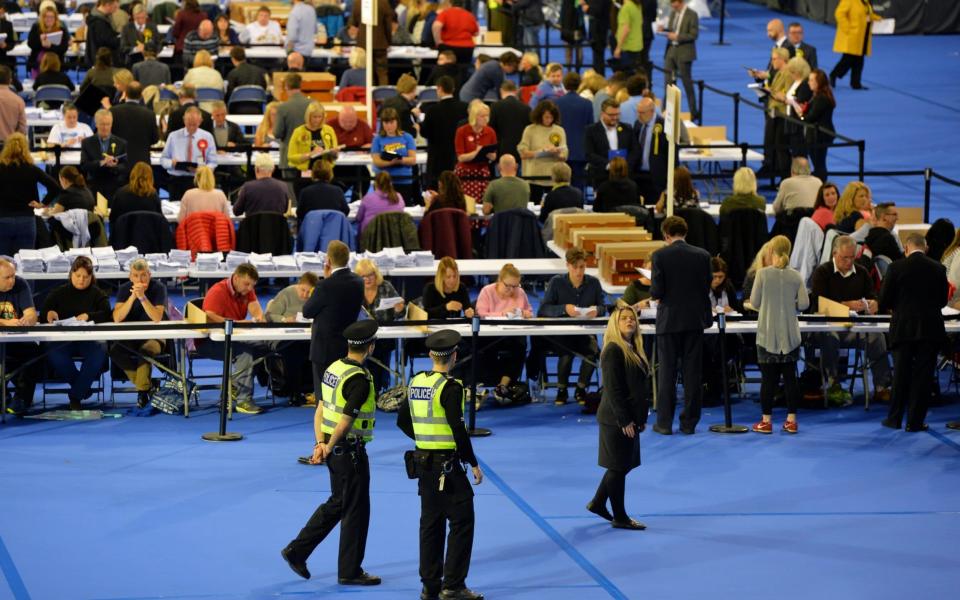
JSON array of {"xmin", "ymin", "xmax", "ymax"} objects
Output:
[
  {"xmin": 110, "ymin": 211, "xmax": 175, "ymax": 253},
  {"xmin": 483, "ymin": 209, "xmax": 547, "ymax": 259},
  {"xmin": 770, "ymin": 207, "xmax": 814, "ymax": 244},
  {"xmin": 676, "ymin": 207, "xmax": 719, "ymax": 255},
  {"xmin": 719, "ymin": 209, "xmax": 769, "ymax": 290},
  {"xmin": 235, "ymin": 212, "xmax": 293, "ymax": 255}
]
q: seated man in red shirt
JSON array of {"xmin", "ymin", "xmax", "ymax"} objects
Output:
[{"xmin": 201, "ymin": 263, "xmax": 271, "ymax": 414}]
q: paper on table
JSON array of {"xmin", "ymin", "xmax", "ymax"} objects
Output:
[
  {"xmin": 504, "ymin": 308, "xmax": 523, "ymax": 320},
  {"xmin": 636, "ymin": 267, "xmax": 652, "ymax": 279},
  {"xmin": 54, "ymin": 317, "xmax": 85, "ymax": 327},
  {"xmin": 295, "ymin": 312, "xmax": 311, "ymax": 323},
  {"xmin": 942, "ymin": 306, "xmax": 960, "ymax": 316},
  {"xmin": 375, "ymin": 296, "xmax": 404, "ymax": 311},
  {"xmin": 575, "ymin": 306, "xmax": 597, "ymax": 317}
]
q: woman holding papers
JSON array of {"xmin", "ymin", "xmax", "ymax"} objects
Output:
[
  {"xmin": 355, "ymin": 259, "xmax": 405, "ymax": 392},
  {"xmin": 287, "ymin": 102, "xmax": 340, "ymax": 172},
  {"xmin": 517, "ymin": 100, "xmax": 568, "ymax": 206},
  {"xmin": 370, "ymin": 108, "xmax": 418, "ymax": 205},
  {"xmin": 27, "ymin": 6, "xmax": 70, "ymax": 77},
  {"xmin": 748, "ymin": 235, "xmax": 810, "ymax": 434},
  {"xmin": 454, "ymin": 100, "xmax": 497, "ymax": 200},
  {"xmin": 475, "ymin": 263, "xmax": 533, "ymax": 404},
  {"xmin": 588, "ymin": 303, "xmax": 649, "ymax": 530},
  {"xmin": 40, "ymin": 256, "xmax": 111, "ymax": 411}
]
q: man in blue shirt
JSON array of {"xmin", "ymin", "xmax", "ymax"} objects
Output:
[
  {"xmin": 459, "ymin": 52, "xmax": 519, "ymax": 103},
  {"xmin": 554, "ymin": 72, "xmax": 595, "ymax": 189},
  {"xmin": 286, "ymin": 0, "xmax": 318, "ymax": 59},
  {"xmin": 161, "ymin": 106, "xmax": 218, "ymax": 200},
  {"xmin": 0, "ymin": 258, "xmax": 40, "ymax": 415},
  {"xmin": 529, "ymin": 248, "xmax": 605, "ymax": 405}
]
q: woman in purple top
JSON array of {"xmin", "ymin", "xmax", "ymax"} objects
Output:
[{"xmin": 355, "ymin": 171, "xmax": 405, "ymax": 233}]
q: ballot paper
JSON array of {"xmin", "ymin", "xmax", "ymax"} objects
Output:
[
  {"xmin": 45, "ymin": 31, "xmax": 63, "ymax": 45},
  {"xmin": 376, "ymin": 297, "xmax": 404, "ymax": 312},
  {"xmin": 54, "ymin": 317, "xmax": 85, "ymax": 327},
  {"xmin": 636, "ymin": 267, "xmax": 652, "ymax": 279},
  {"xmin": 295, "ymin": 312, "xmax": 310, "ymax": 323},
  {"xmin": 575, "ymin": 306, "xmax": 597, "ymax": 317},
  {"xmin": 503, "ymin": 308, "xmax": 523, "ymax": 320}
]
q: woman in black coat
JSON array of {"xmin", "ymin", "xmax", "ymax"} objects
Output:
[
  {"xmin": 593, "ymin": 157, "xmax": 641, "ymax": 212},
  {"xmin": 587, "ymin": 303, "xmax": 649, "ymax": 530},
  {"xmin": 802, "ymin": 69, "xmax": 837, "ymax": 181}
]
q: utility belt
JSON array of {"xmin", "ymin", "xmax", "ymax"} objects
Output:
[
  {"xmin": 330, "ymin": 436, "xmax": 367, "ymax": 471},
  {"xmin": 404, "ymin": 449, "xmax": 461, "ymax": 480}
]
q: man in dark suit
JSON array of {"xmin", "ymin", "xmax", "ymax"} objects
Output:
[
  {"xmin": 555, "ymin": 72, "xmax": 595, "ymax": 189},
  {"xmin": 787, "ymin": 22, "xmax": 817, "ymax": 69},
  {"xmin": 879, "ymin": 234, "xmax": 948, "ymax": 432},
  {"xmin": 80, "ymin": 108, "xmax": 127, "ymax": 203},
  {"xmin": 584, "ymin": 0, "xmax": 611, "ymax": 74},
  {"xmin": 120, "ymin": 3, "xmax": 162, "ymax": 67},
  {"xmin": 165, "ymin": 85, "xmax": 213, "ymax": 139},
  {"xmin": 651, "ymin": 215, "xmax": 712, "ymax": 434},
  {"xmin": 225, "ymin": 46, "xmax": 269, "ymax": 103},
  {"xmin": 303, "ymin": 240, "xmax": 365, "ymax": 380},
  {"xmin": 585, "ymin": 98, "xmax": 634, "ymax": 188},
  {"xmin": 274, "ymin": 73, "xmax": 312, "ymax": 168},
  {"xmin": 132, "ymin": 50, "xmax": 171, "ymax": 87},
  {"xmin": 660, "ymin": 0, "xmax": 699, "ymax": 121},
  {"xmin": 110, "ymin": 82, "xmax": 158, "ymax": 168},
  {"xmin": 629, "ymin": 97, "xmax": 669, "ymax": 206},
  {"xmin": 489, "ymin": 80, "xmax": 532, "ymax": 162},
  {"xmin": 420, "ymin": 76, "xmax": 468, "ymax": 190}
]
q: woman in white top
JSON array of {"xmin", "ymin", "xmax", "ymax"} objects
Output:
[
  {"xmin": 46, "ymin": 104, "xmax": 93, "ymax": 147},
  {"xmin": 177, "ymin": 166, "xmax": 231, "ymax": 221}
]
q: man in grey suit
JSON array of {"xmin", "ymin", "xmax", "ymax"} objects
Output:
[
  {"xmin": 651, "ymin": 215, "xmax": 712, "ymax": 435},
  {"xmin": 273, "ymin": 73, "xmax": 311, "ymax": 168},
  {"xmin": 660, "ymin": 0, "xmax": 699, "ymax": 121}
]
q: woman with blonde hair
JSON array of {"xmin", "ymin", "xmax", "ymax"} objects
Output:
[
  {"xmin": 111, "ymin": 162, "xmax": 162, "ymax": 224},
  {"xmin": 183, "ymin": 50, "xmax": 224, "ymax": 110},
  {"xmin": 27, "ymin": 5, "xmax": 70, "ymax": 77},
  {"xmin": 101, "ymin": 68, "xmax": 134, "ymax": 107},
  {"xmin": 0, "ymin": 132, "xmax": 61, "ymax": 255},
  {"xmin": 177, "ymin": 166, "xmax": 230, "ymax": 221},
  {"xmin": 749, "ymin": 235, "xmax": 810, "ymax": 434},
  {"xmin": 355, "ymin": 258, "xmax": 405, "ymax": 391},
  {"xmin": 719, "ymin": 167, "xmax": 765, "ymax": 216},
  {"xmin": 588, "ymin": 303, "xmax": 649, "ymax": 530},
  {"xmin": 475, "ymin": 263, "xmax": 533, "ymax": 402},
  {"xmin": 578, "ymin": 71, "xmax": 606, "ymax": 101},
  {"xmin": 743, "ymin": 237, "xmax": 778, "ymax": 304},
  {"xmin": 422, "ymin": 256, "xmax": 474, "ymax": 319},
  {"xmin": 340, "ymin": 47, "xmax": 367, "ymax": 88},
  {"xmin": 288, "ymin": 101, "xmax": 340, "ymax": 172},
  {"xmin": 519, "ymin": 51, "xmax": 542, "ymax": 87},
  {"xmin": 255, "ymin": 101, "xmax": 280, "ymax": 147},
  {"xmin": 834, "ymin": 180, "xmax": 872, "ymax": 231},
  {"xmin": 454, "ymin": 99, "xmax": 498, "ymax": 199}
]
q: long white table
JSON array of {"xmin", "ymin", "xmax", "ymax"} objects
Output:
[{"xmin": 32, "ymin": 149, "xmax": 427, "ymax": 169}]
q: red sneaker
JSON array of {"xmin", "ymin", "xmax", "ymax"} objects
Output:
[
  {"xmin": 782, "ymin": 420, "xmax": 798, "ymax": 434},
  {"xmin": 751, "ymin": 421, "xmax": 773, "ymax": 434}
]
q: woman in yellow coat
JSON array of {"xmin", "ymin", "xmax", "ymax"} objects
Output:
[
  {"xmin": 287, "ymin": 101, "xmax": 340, "ymax": 172},
  {"xmin": 829, "ymin": 0, "xmax": 882, "ymax": 90}
]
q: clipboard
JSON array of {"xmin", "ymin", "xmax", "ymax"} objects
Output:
[
  {"xmin": 95, "ymin": 192, "xmax": 109, "ymax": 219},
  {"xmin": 186, "ymin": 301, "xmax": 208, "ymax": 333},
  {"xmin": 471, "ymin": 143, "xmax": 498, "ymax": 162},
  {"xmin": 174, "ymin": 161, "xmax": 198, "ymax": 171}
]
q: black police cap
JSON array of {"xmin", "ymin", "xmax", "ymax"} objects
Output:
[
  {"xmin": 425, "ymin": 329, "xmax": 461, "ymax": 356},
  {"xmin": 344, "ymin": 320, "xmax": 378, "ymax": 345}
]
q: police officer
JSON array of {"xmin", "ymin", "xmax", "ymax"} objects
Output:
[
  {"xmin": 398, "ymin": 330, "xmax": 484, "ymax": 600},
  {"xmin": 281, "ymin": 320, "xmax": 381, "ymax": 587}
]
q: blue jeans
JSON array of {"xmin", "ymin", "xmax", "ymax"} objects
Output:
[
  {"xmin": 0, "ymin": 216, "xmax": 36, "ymax": 258},
  {"xmin": 46, "ymin": 341, "xmax": 107, "ymax": 402}
]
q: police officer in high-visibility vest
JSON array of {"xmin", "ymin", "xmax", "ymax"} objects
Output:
[
  {"xmin": 397, "ymin": 330, "xmax": 484, "ymax": 600},
  {"xmin": 281, "ymin": 320, "xmax": 381, "ymax": 587}
]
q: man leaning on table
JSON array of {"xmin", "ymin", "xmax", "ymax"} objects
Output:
[
  {"xmin": 162, "ymin": 106, "xmax": 218, "ymax": 201},
  {"xmin": 109, "ymin": 258, "xmax": 166, "ymax": 409},
  {"xmin": 0, "ymin": 258, "xmax": 41, "ymax": 416},
  {"xmin": 200, "ymin": 263, "xmax": 272, "ymax": 414},
  {"xmin": 265, "ymin": 272, "xmax": 319, "ymax": 405}
]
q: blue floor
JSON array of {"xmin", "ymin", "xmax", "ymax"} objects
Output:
[{"xmin": 2, "ymin": 396, "xmax": 960, "ymax": 600}]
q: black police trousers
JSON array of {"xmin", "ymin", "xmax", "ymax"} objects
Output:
[
  {"xmin": 287, "ymin": 443, "xmax": 370, "ymax": 578},
  {"xmin": 418, "ymin": 465, "xmax": 475, "ymax": 594}
]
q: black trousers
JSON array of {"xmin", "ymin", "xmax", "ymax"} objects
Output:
[
  {"xmin": 287, "ymin": 443, "xmax": 371, "ymax": 578},
  {"xmin": 830, "ymin": 53, "xmax": 865, "ymax": 88},
  {"xmin": 759, "ymin": 360, "xmax": 799, "ymax": 415},
  {"xmin": 808, "ymin": 134, "xmax": 834, "ymax": 181},
  {"xmin": 888, "ymin": 342, "xmax": 938, "ymax": 429},
  {"xmin": 164, "ymin": 175, "xmax": 195, "ymax": 201},
  {"xmin": 418, "ymin": 466, "xmax": 475, "ymax": 594},
  {"xmin": 656, "ymin": 331, "xmax": 703, "ymax": 431},
  {"xmin": 590, "ymin": 19, "xmax": 609, "ymax": 73}
]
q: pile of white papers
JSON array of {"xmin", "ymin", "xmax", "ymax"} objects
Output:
[
  {"xmin": 167, "ymin": 249, "xmax": 192, "ymax": 267},
  {"xmin": 410, "ymin": 251, "xmax": 435, "ymax": 266},
  {"xmin": 95, "ymin": 257, "xmax": 122, "ymax": 272},
  {"xmin": 225, "ymin": 250, "xmax": 250, "ymax": 270},
  {"xmin": 46, "ymin": 254, "xmax": 71, "ymax": 272},
  {"xmin": 273, "ymin": 255, "xmax": 298, "ymax": 270},
  {"xmin": 115, "ymin": 246, "xmax": 138, "ymax": 264},
  {"xmin": 15, "ymin": 249, "xmax": 45, "ymax": 273},
  {"xmin": 249, "ymin": 252, "xmax": 275, "ymax": 272},
  {"xmin": 160, "ymin": 200, "xmax": 180, "ymax": 217},
  {"xmin": 296, "ymin": 252, "xmax": 325, "ymax": 272},
  {"xmin": 195, "ymin": 252, "xmax": 222, "ymax": 271},
  {"xmin": 65, "ymin": 247, "xmax": 92, "ymax": 257}
]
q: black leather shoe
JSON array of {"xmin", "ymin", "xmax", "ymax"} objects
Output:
[
  {"xmin": 947, "ymin": 421, "xmax": 960, "ymax": 431},
  {"xmin": 881, "ymin": 418, "xmax": 901, "ymax": 430},
  {"xmin": 905, "ymin": 423, "xmax": 929, "ymax": 432},
  {"xmin": 851, "ymin": 85, "xmax": 869, "ymax": 90},
  {"xmin": 652, "ymin": 424, "xmax": 672, "ymax": 435},
  {"xmin": 680, "ymin": 427, "xmax": 695, "ymax": 435},
  {"xmin": 611, "ymin": 518, "xmax": 647, "ymax": 530},
  {"xmin": 280, "ymin": 547, "xmax": 310, "ymax": 580},
  {"xmin": 440, "ymin": 588, "xmax": 484, "ymax": 600},
  {"xmin": 338, "ymin": 571, "xmax": 381, "ymax": 586},
  {"xmin": 137, "ymin": 391, "xmax": 151, "ymax": 409},
  {"xmin": 586, "ymin": 500, "xmax": 613, "ymax": 522},
  {"xmin": 421, "ymin": 587, "xmax": 440, "ymax": 600}
]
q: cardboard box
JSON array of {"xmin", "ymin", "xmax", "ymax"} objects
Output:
[
  {"xmin": 552, "ymin": 213, "xmax": 636, "ymax": 247},
  {"xmin": 571, "ymin": 229, "xmax": 653, "ymax": 266},
  {"xmin": 596, "ymin": 241, "xmax": 665, "ymax": 284}
]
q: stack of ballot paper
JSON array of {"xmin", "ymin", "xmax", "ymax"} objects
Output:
[
  {"xmin": 410, "ymin": 251, "xmax": 435, "ymax": 266},
  {"xmin": 274, "ymin": 255, "xmax": 298, "ymax": 270},
  {"xmin": 249, "ymin": 252, "xmax": 275, "ymax": 272},
  {"xmin": 160, "ymin": 200, "xmax": 180, "ymax": 217},
  {"xmin": 16, "ymin": 250, "xmax": 45, "ymax": 273},
  {"xmin": 296, "ymin": 252, "xmax": 325, "ymax": 272},
  {"xmin": 115, "ymin": 246, "xmax": 139, "ymax": 264},
  {"xmin": 195, "ymin": 253, "xmax": 222, "ymax": 271},
  {"xmin": 167, "ymin": 249, "xmax": 192, "ymax": 267},
  {"xmin": 225, "ymin": 251, "xmax": 250, "ymax": 270}
]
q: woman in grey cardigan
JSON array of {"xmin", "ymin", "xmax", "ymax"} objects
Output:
[{"xmin": 749, "ymin": 235, "xmax": 810, "ymax": 434}]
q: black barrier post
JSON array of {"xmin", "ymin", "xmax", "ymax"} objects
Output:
[
  {"xmin": 468, "ymin": 315, "xmax": 491, "ymax": 437},
  {"xmin": 713, "ymin": 0, "xmax": 729, "ymax": 45},
  {"xmin": 857, "ymin": 141, "xmax": 866, "ymax": 181},
  {"xmin": 924, "ymin": 168, "xmax": 932, "ymax": 224},
  {"xmin": 732, "ymin": 93, "xmax": 740, "ymax": 144},
  {"xmin": 709, "ymin": 311, "xmax": 748, "ymax": 434},
  {"xmin": 203, "ymin": 320, "xmax": 243, "ymax": 442},
  {"xmin": 740, "ymin": 143, "xmax": 748, "ymax": 168},
  {"xmin": 697, "ymin": 80, "xmax": 705, "ymax": 124}
]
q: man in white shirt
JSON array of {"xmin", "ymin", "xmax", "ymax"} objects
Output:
[
  {"xmin": 46, "ymin": 104, "xmax": 93, "ymax": 147},
  {"xmin": 161, "ymin": 106, "xmax": 218, "ymax": 200},
  {"xmin": 772, "ymin": 157, "xmax": 822, "ymax": 215},
  {"xmin": 242, "ymin": 6, "xmax": 283, "ymax": 45}
]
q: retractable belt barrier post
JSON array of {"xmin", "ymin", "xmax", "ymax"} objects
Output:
[
  {"xmin": 708, "ymin": 310, "xmax": 748, "ymax": 434},
  {"xmin": 468, "ymin": 314, "xmax": 491, "ymax": 437},
  {"xmin": 203, "ymin": 319, "xmax": 243, "ymax": 442}
]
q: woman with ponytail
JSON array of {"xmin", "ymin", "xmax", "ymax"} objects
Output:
[
  {"xmin": 588, "ymin": 303, "xmax": 650, "ymax": 530},
  {"xmin": 356, "ymin": 171, "xmax": 405, "ymax": 233},
  {"xmin": 749, "ymin": 235, "xmax": 810, "ymax": 434}
]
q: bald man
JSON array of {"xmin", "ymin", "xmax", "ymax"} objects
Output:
[
  {"xmin": 330, "ymin": 105, "xmax": 374, "ymax": 199},
  {"xmin": 286, "ymin": 51, "xmax": 305, "ymax": 72},
  {"xmin": 628, "ymin": 97, "xmax": 669, "ymax": 206},
  {"xmin": 184, "ymin": 19, "xmax": 219, "ymax": 67},
  {"xmin": 482, "ymin": 155, "xmax": 530, "ymax": 215}
]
